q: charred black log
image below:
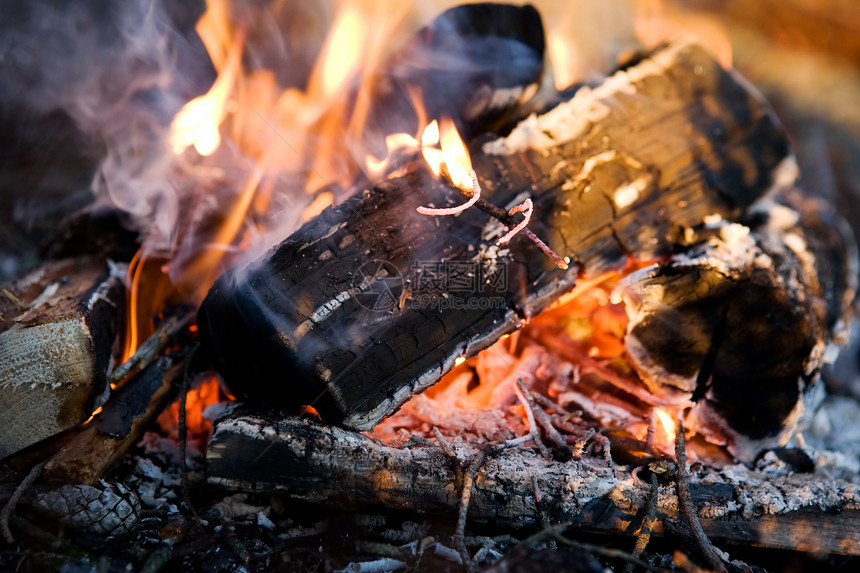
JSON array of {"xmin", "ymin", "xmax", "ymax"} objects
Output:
[
  {"xmin": 364, "ymin": 3, "xmax": 546, "ymax": 144},
  {"xmin": 198, "ymin": 39, "xmax": 791, "ymax": 431},
  {"xmin": 617, "ymin": 189, "xmax": 857, "ymax": 458}
]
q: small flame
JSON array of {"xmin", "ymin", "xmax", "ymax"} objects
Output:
[
  {"xmin": 437, "ymin": 117, "xmax": 474, "ymax": 192},
  {"xmin": 83, "ymin": 406, "xmax": 104, "ymax": 426},
  {"xmin": 158, "ymin": 376, "xmax": 223, "ymax": 439},
  {"xmin": 169, "ymin": 35, "xmax": 242, "ymax": 156},
  {"xmin": 370, "ymin": 113, "xmax": 476, "ymax": 197},
  {"xmin": 169, "ymin": 0, "xmax": 244, "ymax": 156},
  {"xmin": 654, "ymin": 407, "xmax": 676, "ymax": 443},
  {"xmin": 548, "ymin": 30, "xmax": 581, "ymax": 90}
]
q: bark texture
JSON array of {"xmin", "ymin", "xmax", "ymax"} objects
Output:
[{"xmin": 207, "ymin": 413, "xmax": 860, "ymax": 556}]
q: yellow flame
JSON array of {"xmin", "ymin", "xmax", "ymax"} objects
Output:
[
  {"xmin": 83, "ymin": 406, "xmax": 104, "ymax": 426},
  {"xmin": 417, "ymin": 117, "xmax": 474, "ymax": 192},
  {"xmin": 318, "ymin": 7, "xmax": 366, "ymax": 97},
  {"xmin": 170, "ymin": 4, "xmax": 244, "ymax": 156},
  {"xmin": 302, "ymin": 191, "xmax": 335, "ymax": 223},
  {"xmin": 654, "ymin": 407, "xmax": 677, "ymax": 442},
  {"xmin": 548, "ymin": 29, "xmax": 580, "ymax": 90},
  {"xmin": 438, "ymin": 117, "xmax": 473, "ymax": 192}
]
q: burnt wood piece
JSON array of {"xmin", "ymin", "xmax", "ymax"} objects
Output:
[
  {"xmin": 364, "ymin": 3, "xmax": 546, "ymax": 144},
  {"xmin": 198, "ymin": 39, "xmax": 790, "ymax": 430},
  {"xmin": 0, "ymin": 259, "xmax": 124, "ymax": 460},
  {"xmin": 207, "ymin": 413, "xmax": 860, "ymax": 556},
  {"xmin": 42, "ymin": 352, "xmax": 185, "ymax": 485},
  {"xmin": 618, "ymin": 189, "xmax": 857, "ymax": 458}
]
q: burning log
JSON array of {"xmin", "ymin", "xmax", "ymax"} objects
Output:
[
  {"xmin": 0, "ymin": 258, "xmax": 124, "ymax": 460},
  {"xmin": 207, "ymin": 413, "xmax": 860, "ymax": 557},
  {"xmin": 198, "ymin": 38, "xmax": 794, "ymax": 434}
]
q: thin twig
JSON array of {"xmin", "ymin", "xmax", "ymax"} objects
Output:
[
  {"xmin": 645, "ymin": 409, "xmax": 658, "ymax": 454},
  {"xmin": 674, "ymin": 419, "xmax": 727, "ymax": 573},
  {"xmin": 433, "ymin": 426, "xmax": 463, "ymax": 484},
  {"xmin": 454, "ymin": 435, "xmax": 532, "ymax": 572},
  {"xmin": 522, "ymin": 228, "xmax": 570, "ymax": 269},
  {"xmin": 453, "ymin": 185, "xmax": 569, "ymax": 269},
  {"xmin": 571, "ymin": 428, "xmax": 597, "ymax": 458},
  {"xmin": 110, "ymin": 312, "xmax": 194, "ymax": 387},
  {"xmin": 526, "ymin": 390, "xmax": 571, "ymax": 456},
  {"xmin": 592, "ymin": 434, "xmax": 615, "ymax": 467},
  {"xmin": 531, "ymin": 476, "xmax": 556, "ymax": 550},
  {"xmin": 531, "ymin": 392, "xmax": 570, "ymax": 416},
  {"xmin": 520, "ymin": 523, "xmax": 669, "ymax": 573},
  {"xmin": 514, "ymin": 380, "xmax": 552, "ymax": 459},
  {"xmin": 625, "ymin": 472, "xmax": 660, "ymax": 573},
  {"xmin": 455, "ymin": 449, "xmax": 484, "ymax": 573},
  {"xmin": 1, "ymin": 459, "xmax": 48, "ymax": 544},
  {"xmin": 497, "ymin": 198, "xmax": 533, "ymax": 244},
  {"xmin": 432, "ymin": 427, "xmax": 457, "ymax": 459},
  {"xmin": 178, "ymin": 346, "xmax": 200, "ymax": 521},
  {"xmin": 417, "ymin": 169, "xmax": 481, "ymax": 216}
]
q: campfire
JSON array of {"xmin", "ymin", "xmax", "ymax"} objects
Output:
[{"xmin": 2, "ymin": 1, "xmax": 860, "ymax": 571}]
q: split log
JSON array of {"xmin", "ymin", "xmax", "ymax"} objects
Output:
[
  {"xmin": 0, "ymin": 258, "xmax": 124, "ymax": 460},
  {"xmin": 198, "ymin": 38, "xmax": 792, "ymax": 431},
  {"xmin": 207, "ymin": 413, "xmax": 860, "ymax": 556}
]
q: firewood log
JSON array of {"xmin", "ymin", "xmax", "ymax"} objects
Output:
[
  {"xmin": 198, "ymin": 39, "xmax": 793, "ymax": 432},
  {"xmin": 207, "ymin": 413, "xmax": 860, "ymax": 557},
  {"xmin": 0, "ymin": 258, "xmax": 123, "ymax": 460}
]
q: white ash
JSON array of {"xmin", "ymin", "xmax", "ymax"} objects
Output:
[
  {"xmin": 126, "ymin": 431, "xmax": 203, "ymax": 512},
  {"xmin": 207, "ymin": 492, "xmax": 271, "ymax": 522}
]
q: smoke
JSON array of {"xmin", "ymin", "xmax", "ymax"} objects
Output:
[{"xmin": 0, "ymin": 0, "xmax": 212, "ymax": 248}]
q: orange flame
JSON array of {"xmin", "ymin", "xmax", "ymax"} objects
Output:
[
  {"xmin": 654, "ymin": 407, "xmax": 677, "ymax": 443},
  {"xmin": 124, "ymin": 1, "xmax": 413, "ymax": 361}
]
